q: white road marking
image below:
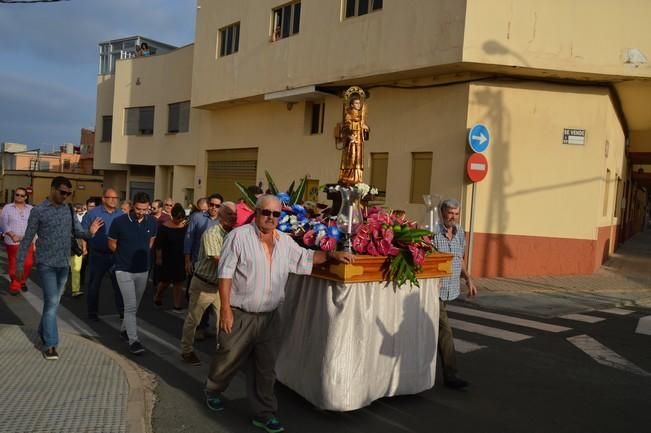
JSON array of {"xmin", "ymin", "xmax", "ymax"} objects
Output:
[
  {"xmin": 448, "ymin": 318, "xmax": 531, "ymax": 342},
  {"xmin": 567, "ymin": 334, "xmax": 651, "ymax": 377},
  {"xmin": 599, "ymin": 308, "xmax": 633, "ymax": 316},
  {"xmin": 446, "ymin": 305, "xmax": 571, "ymax": 333},
  {"xmin": 559, "ymin": 313, "xmax": 605, "ymax": 324},
  {"xmin": 453, "ymin": 338, "xmax": 486, "ymax": 354},
  {"xmin": 635, "ymin": 316, "xmax": 651, "ymax": 336}
]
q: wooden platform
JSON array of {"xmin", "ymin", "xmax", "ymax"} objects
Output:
[{"xmin": 312, "ymin": 253, "xmax": 453, "ymax": 283}]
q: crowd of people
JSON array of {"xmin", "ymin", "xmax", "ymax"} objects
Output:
[{"xmin": 2, "ymin": 176, "xmax": 476, "ymax": 433}]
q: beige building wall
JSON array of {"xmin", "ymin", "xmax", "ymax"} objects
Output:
[
  {"xmin": 111, "ymin": 45, "xmax": 198, "ymax": 167},
  {"xmin": 466, "ymin": 81, "xmax": 625, "ymax": 240},
  {"xmin": 463, "ymin": 0, "xmax": 651, "ymax": 79},
  {"xmin": 192, "ymin": 0, "xmax": 466, "ymax": 107},
  {"xmin": 95, "ymin": 75, "xmax": 127, "ymax": 172},
  {"xmin": 195, "ymin": 83, "xmax": 469, "ymax": 217}
]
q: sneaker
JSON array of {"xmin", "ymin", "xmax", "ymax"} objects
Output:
[
  {"xmin": 444, "ymin": 375, "xmax": 469, "ymax": 390},
  {"xmin": 252, "ymin": 417, "xmax": 285, "ymax": 433},
  {"xmin": 43, "ymin": 347, "xmax": 59, "ymax": 360},
  {"xmin": 181, "ymin": 351, "xmax": 201, "ymax": 366},
  {"xmin": 21, "ymin": 283, "xmax": 28, "ymax": 292},
  {"xmin": 172, "ymin": 307, "xmax": 186, "ymax": 315},
  {"xmin": 72, "ymin": 291, "xmax": 84, "ymax": 298},
  {"xmin": 204, "ymin": 390, "xmax": 224, "ymax": 411},
  {"xmin": 120, "ymin": 330, "xmax": 129, "ymax": 342},
  {"xmin": 195, "ymin": 328, "xmax": 206, "ymax": 341},
  {"xmin": 9, "ymin": 290, "xmax": 19, "ymax": 296},
  {"xmin": 129, "ymin": 341, "xmax": 145, "ymax": 355}
]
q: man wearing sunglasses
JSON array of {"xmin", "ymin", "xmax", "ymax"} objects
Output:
[
  {"xmin": 204, "ymin": 194, "xmax": 354, "ymax": 433},
  {"xmin": 16, "ymin": 176, "xmax": 104, "ymax": 361},
  {"xmin": 184, "ymin": 192, "xmax": 223, "ymax": 339},
  {"xmin": 1, "ymin": 187, "xmax": 34, "ymax": 295},
  {"xmin": 82, "ymin": 188, "xmax": 125, "ymax": 321}
]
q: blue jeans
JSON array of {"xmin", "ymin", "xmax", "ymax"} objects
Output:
[
  {"xmin": 38, "ymin": 264, "xmax": 70, "ymax": 349},
  {"xmin": 87, "ymin": 252, "xmax": 124, "ymax": 317}
]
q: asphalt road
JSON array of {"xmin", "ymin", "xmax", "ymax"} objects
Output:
[{"xmin": 2, "ymin": 257, "xmax": 650, "ymax": 433}]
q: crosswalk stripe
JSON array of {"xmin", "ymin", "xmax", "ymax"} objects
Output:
[
  {"xmin": 567, "ymin": 334, "xmax": 651, "ymax": 377},
  {"xmin": 599, "ymin": 308, "xmax": 633, "ymax": 316},
  {"xmin": 453, "ymin": 338, "xmax": 486, "ymax": 354},
  {"xmin": 448, "ymin": 318, "xmax": 531, "ymax": 342},
  {"xmin": 447, "ymin": 305, "xmax": 571, "ymax": 333},
  {"xmin": 559, "ymin": 313, "xmax": 605, "ymax": 324},
  {"xmin": 635, "ymin": 316, "xmax": 651, "ymax": 336}
]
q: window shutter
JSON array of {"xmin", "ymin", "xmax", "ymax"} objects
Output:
[
  {"xmin": 168, "ymin": 103, "xmax": 180, "ymax": 133},
  {"xmin": 125, "ymin": 108, "xmax": 139, "ymax": 135},
  {"xmin": 139, "ymin": 106, "xmax": 154, "ymax": 134}
]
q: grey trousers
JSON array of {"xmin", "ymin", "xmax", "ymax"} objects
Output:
[
  {"xmin": 438, "ymin": 301, "xmax": 458, "ymax": 379},
  {"xmin": 206, "ymin": 308, "xmax": 281, "ymax": 421},
  {"xmin": 115, "ymin": 271, "xmax": 148, "ymax": 345}
]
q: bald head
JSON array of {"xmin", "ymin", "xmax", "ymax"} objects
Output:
[
  {"xmin": 219, "ymin": 201, "xmax": 237, "ymax": 231},
  {"xmin": 102, "ymin": 188, "xmax": 119, "ymax": 210}
]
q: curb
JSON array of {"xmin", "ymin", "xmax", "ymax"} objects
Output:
[{"xmin": 66, "ymin": 332, "xmax": 156, "ymax": 433}]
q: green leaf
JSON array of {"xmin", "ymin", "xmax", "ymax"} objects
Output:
[
  {"xmin": 290, "ymin": 176, "xmax": 308, "ymax": 204},
  {"xmin": 265, "ymin": 170, "xmax": 279, "ymax": 195},
  {"xmin": 235, "ymin": 182, "xmax": 257, "ymax": 209},
  {"xmin": 286, "ymin": 180, "xmax": 296, "ymax": 197}
]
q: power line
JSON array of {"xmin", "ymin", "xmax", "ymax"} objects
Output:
[{"xmin": 0, "ymin": 0, "xmax": 70, "ymax": 3}]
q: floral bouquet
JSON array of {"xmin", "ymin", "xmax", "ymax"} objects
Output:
[{"xmin": 352, "ymin": 207, "xmax": 435, "ymax": 287}]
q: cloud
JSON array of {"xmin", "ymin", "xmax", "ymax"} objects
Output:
[{"xmin": 0, "ymin": 0, "xmax": 195, "ymax": 146}]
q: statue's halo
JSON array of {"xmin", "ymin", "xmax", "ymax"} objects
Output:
[{"xmin": 343, "ymin": 86, "xmax": 366, "ymax": 105}]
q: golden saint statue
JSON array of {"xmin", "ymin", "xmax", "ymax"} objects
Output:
[{"xmin": 337, "ymin": 86, "xmax": 369, "ymax": 186}]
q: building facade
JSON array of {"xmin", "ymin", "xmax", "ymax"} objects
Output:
[{"xmin": 94, "ymin": 0, "xmax": 651, "ymax": 277}]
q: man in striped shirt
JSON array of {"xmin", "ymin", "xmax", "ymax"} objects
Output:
[
  {"xmin": 204, "ymin": 195, "xmax": 353, "ymax": 433},
  {"xmin": 1, "ymin": 187, "xmax": 33, "ymax": 295},
  {"xmin": 432, "ymin": 198, "xmax": 477, "ymax": 390},
  {"xmin": 180, "ymin": 201, "xmax": 237, "ymax": 365}
]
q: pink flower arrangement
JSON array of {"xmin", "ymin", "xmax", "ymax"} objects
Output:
[{"xmin": 351, "ymin": 207, "xmax": 436, "ymax": 286}]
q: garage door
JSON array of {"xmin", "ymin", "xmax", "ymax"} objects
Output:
[{"xmin": 206, "ymin": 148, "xmax": 258, "ymax": 201}]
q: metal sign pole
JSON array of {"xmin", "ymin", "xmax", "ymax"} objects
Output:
[{"xmin": 467, "ymin": 182, "xmax": 477, "ymax": 274}]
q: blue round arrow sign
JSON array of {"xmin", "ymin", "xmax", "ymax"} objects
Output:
[{"xmin": 468, "ymin": 123, "xmax": 490, "ymax": 153}]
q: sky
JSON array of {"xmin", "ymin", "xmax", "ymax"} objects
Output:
[{"xmin": 0, "ymin": 0, "xmax": 196, "ymax": 151}]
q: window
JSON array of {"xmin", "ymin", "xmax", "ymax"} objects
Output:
[
  {"xmin": 168, "ymin": 101, "xmax": 190, "ymax": 133},
  {"xmin": 63, "ymin": 160, "xmax": 71, "ymax": 170},
  {"xmin": 370, "ymin": 153, "xmax": 388, "ymax": 201},
  {"xmin": 125, "ymin": 106, "xmax": 155, "ymax": 136},
  {"xmin": 219, "ymin": 22, "xmax": 240, "ymax": 57},
  {"xmin": 272, "ymin": 1, "xmax": 301, "ymax": 41},
  {"xmin": 410, "ymin": 152, "xmax": 432, "ymax": 203},
  {"xmin": 345, "ymin": 0, "xmax": 382, "ymax": 18},
  {"xmin": 305, "ymin": 102, "xmax": 325, "ymax": 134},
  {"xmin": 101, "ymin": 115, "xmax": 112, "ymax": 142}
]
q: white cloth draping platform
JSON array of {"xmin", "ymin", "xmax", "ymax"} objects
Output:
[{"xmin": 277, "ymin": 274, "xmax": 440, "ymax": 411}]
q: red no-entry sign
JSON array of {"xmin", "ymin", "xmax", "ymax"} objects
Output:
[
  {"xmin": 466, "ymin": 153, "xmax": 488, "ymax": 182},
  {"xmin": 25, "ymin": 186, "xmax": 33, "ymax": 195}
]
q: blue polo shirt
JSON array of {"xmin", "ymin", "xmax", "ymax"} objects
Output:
[
  {"xmin": 82, "ymin": 205, "xmax": 124, "ymax": 253},
  {"xmin": 108, "ymin": 213, "xmax": 157, "ymax": 273}
]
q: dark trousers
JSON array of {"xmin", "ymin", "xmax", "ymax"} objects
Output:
[
  {"xmin": 438, "ymin": 301, "xmax": 458, "ymax": 380},
  {"xmin": 87, "ymin": 252, "xmax": 124, "ymax": 317},
  {"xmin": 206, "ymin": 308, "xmax": 281, "ymax": 421}
]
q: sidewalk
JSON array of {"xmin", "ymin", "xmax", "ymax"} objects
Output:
[
  {"xmin": 0, "ymin": 325, "xmax": 153, "ymax": 433},
  {"xmin": 464, "ymin": 230, "xmax": 651, "ymax": 316}
]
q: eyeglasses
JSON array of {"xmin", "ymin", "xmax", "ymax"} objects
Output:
[
  {"xmin": 14, "ymin": 194, "xmax": 26, "ymax": 198},
  {"xmin": 208, "ymin": 203, "xmax": 221, "ymax": 208},
  {"xmin": 57, "ymin": 189, "xmax": 72, "ymax": 197},
  {"xmin": 104, "ymin": 196, "xmax": 118, "ymax": 199},
  {"xmin": 164, "ymin": 203, "xmax": 173, "ymax": 207},
  {"xmin": 258, "ymin": 209, "xmax": 281, "ymax": 218}
]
